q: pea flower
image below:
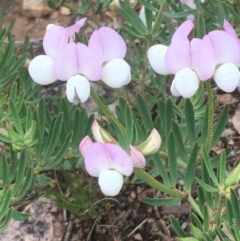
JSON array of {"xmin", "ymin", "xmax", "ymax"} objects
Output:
[
  {"xmin": 80, "ymin": 136, "xmax": 133, "ymax": 196},
  {"xmin": 207, "ymin": 20, "xmax": 240, "ymax": 92},
  {"xmin": 28, "ymin": 19, "xmax": 131, "ymax": 104},
  {"xmin": 79, "ymin": 121, "xmax": 161, "ymax": 196},
  {"xmin": 28, "ymin": 18, "xmax": 87, "ymax": 85},
  {"xmin": 147, "ymin": 19, "xmax": 240, "ymax": 98}
]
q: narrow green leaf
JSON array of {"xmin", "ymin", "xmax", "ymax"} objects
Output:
[
  {"xmin": 136, "ymin": 95, "xmax": 153, "ymax": 131},
  {"xmin": 124, "ymin": 103, "xmax": 134, "ymax": 145},
  {"xmin": 212, "ymin": 105, "xmax": 228, "ymax": 146},
  {"xmin": 9, "ymin": 100, "xmax": 23, "ymax": 135},
  {"xmin": 1, "ymin": 155, "xmax": 9, "ymax": 185},
  {"xmin": 44, "ymin": 132, "xmax": 72, "ymax": 170},
  {"xmin": 119, "ymin": 1, "xmax": 147, "ymax": 35},
  {"xmin": 37, "ymin": 174, "xmax": 52, "ymax": 187},
  {"xmin": 19, "ymin": 168, "xmax": 33, "ymax": 198},
  {"xmin": 184, "ymin": 143, "xmax": 199, "ymax": 191},
  {"xmin": 217, "ymin": 150, "xmax": 226, "ymax": 183},
  {"xmin": 196, "ymin": 178, "xmax": 218, "ymax": 193},
  {"xmin": 13, "ymin": 152, "xmax": 27, "ymax": 195},
  {"xmin": 0, "ymin": 132, "xmax": 11, "ymax": 143},
  {"xmin": 203, "ymin": 151, "xmax": 219, "ymax": 187},
  {"xmin": 0, "ymin": 209, "xmax": 12, "ymax": 232},
  {"xmin": 152, "ymin": 153, "xmax": 171, "ymax": 187},
  {"xmin": 141, "ymin": 198, "xmax": 181, "ymax": 207},
  {"xmin": 230, "ymin": 189, "xmax": 240, "ymax": 228},
  {"xmin": 165, "ymin": 99, "xmax": 174, "ymax": 134},
  {"xmin": 203, "ymin": 205, "xmax": 209, "ymax": 232},
  {"xmin": 170, "ymin": 216, "xmax": 187, "ymax": 237},
  {"xmin": 172, "ymin": 121, "xmax": 188, "ymax": 161},
  {"xmin": 167, "ymin": 132, "xmax": 177, "ymax": 186},
  {"xmin": 0, "ymin": 190, "xmax": 12, "ymax": 220},
  {"xmin": 196, "ymin": 13, "xmax": 206, "ymax": 38},
  {"xmin": 11, "ymin": 210, "xmax": 29, "ymax": 221},
  {"xmin": 43, "ymin": 113, "xmax": 63, "ymax": 162},
  {"xmin": 184, "ymin": 99, "xmax": 195, "ymax": 145}
]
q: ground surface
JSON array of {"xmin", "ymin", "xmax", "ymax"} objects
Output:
[{"xmin": 1, "ymin": 1, "xmax": 240, "ymax": 241}]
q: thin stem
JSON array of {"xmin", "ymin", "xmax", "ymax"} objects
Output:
[
  {"xmin": 151, "ymin": 1, "xmax": 167, "ymax": 36},
  {"xmin": 187, "ymin": 195, "xmax": 203, "ymax": 219},
  {"xmin": 134, "ymin": 168, "xmax": 186, "ymax": 199},
  {"xmin": 204, "ymin": 81, "xmax": 214, "ymax": 152},
  {"xmin": 90, "ymin": 88, "xmax": 126, "ymax": 135}
]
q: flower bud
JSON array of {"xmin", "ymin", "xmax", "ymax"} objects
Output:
[
  {"xmin": 130, "ymin": 145, "xmax": 146, "ymax": 168},
  {"xmin": 91, "ymin": 120, "xmax": 117, "ymax": 143},
  {"xmin": 136, "ymin": 129, "xmax": 161, "ymax": 156}
]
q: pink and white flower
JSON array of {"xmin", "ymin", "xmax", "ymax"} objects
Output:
[
  {"xmin": 79, "ymin": 136, "xmax": 133, "ymax": 196},
  {"xmin": 28, "ymin": 19, "xmax": 131, "ymax": 104},
  {"xmin": 147, "ymin": 19, "xmax": 240, "ymax": 97}
]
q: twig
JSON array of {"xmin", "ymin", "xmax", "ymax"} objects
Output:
[
  {"xmin": 63, "ymin": 220, "xmax": 73, "ymax": 241},
  {"xmin": 127, "ymin": 218, "xmax": 148, "ymax": 237}
]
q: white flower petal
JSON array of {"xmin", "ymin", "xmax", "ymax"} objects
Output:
[
  {"xmin": 214, "ymin": 63, "xmax": 240, "ymax": 92},
  {"xmin": 102, "ymin": 58, "xmax": 131, "ymax": 88},
  {"xmin": 173, "ymin": 68, "xmax": 199, "ymax": 98},
  {"xmin": 147, "ymin": 44, "xmax": 169, "ymax": 75},
  {"xmin": 66, "ymin": 75, "xmax": 90, "ymax": 104},
  {"xmin": 28, "ymin": 55, "xmax": 57, "ymax": 85},
  {"xmin": 98, "ymin": 169, "xmax": 123, "ymax": 196},
  {"xmin": 170, "ymin": 78, "xmax": 180, "ymax": 97}
]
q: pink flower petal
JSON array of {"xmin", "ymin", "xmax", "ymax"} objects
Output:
[
  {"xmin": 130, "ymin": 146, "xmax": 146, "ymax": 168},
  {"xmin": 165, "ymin": 38, "xmax": 191, "ymax": 73},
  {"xmin": 208, "ymin": 30, "xmax": 240, "ymax": 65},
  {"xmin": 191, "ymin": 36, "xmax": 216, "ymax": 81},
  {"xmin": 53, "ymin": 43, "xmax": 79, "ymax": 80},
  {"xmin": 79, "ymin": 136, "xmax": 94, "ymax": 158},
  {"xmin": 76, "ymin": 43, "xmax": 103, "ymax": 81},
  {"xmin": 171, "ymin": 20, "xmax": 194, "ymax": 43},
  {"xmin": 90, "ymin": 27, "xmax": 126, "ymax": 62},
  {"xmin": 223, "ymin": 20, "xmax": 238, "ymax": 37},
  {"xmin": 43, "ymin": 18, "xmax": 86, "ymax": 58},
  {"xmin": 84, "ymin": 143, "xmax": 133, "ymax": 177}
]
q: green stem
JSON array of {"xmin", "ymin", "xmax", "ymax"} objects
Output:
[
  {"xmin": 187, "ymin": 195, "xmax": 203, "ymax": 219},
  {"xmin": 90, "ymin": 88, "xmax": 125, "ymax": 134},
  {"xmin": 204, "ymin": 81, "xmax": 214, "ymax": 152},
  {"xmin": 134, "ymin": 168, "xmax": 186, "ymax": 199},
  {"xmin": 151, "ymin": 1, "xmax": 167, "ymax": 36}
]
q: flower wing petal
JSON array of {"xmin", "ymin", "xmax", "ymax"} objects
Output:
[
  {"xmin": 172, "ymin": 68, "xmax": 199, "ymax": 98},
  {"xmin": 28, "ymin": 55, "xmax": 57, "ymax": 85},
  {"xmin": 102, "ymin": 58, "xmax": 131, "ymax": 88},
  {"xmin": 147, "ymin": 44, "xmax": 169, "ymax": 75},
  {"xmin": 214, "ymin": 63, "xmax": 240, "ymax": 92}
]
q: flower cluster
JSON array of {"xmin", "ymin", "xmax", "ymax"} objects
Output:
[
  {"xmin": 79, "ymin": 121, "xmax": 161, "ymax": 196},
  {"xmin": 147, "ymin": 20, "xmax": 240, "ymax": 98},
  {"xmin": 28, "ymin": 19, "xmax": 131, "ymax": 104}
]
